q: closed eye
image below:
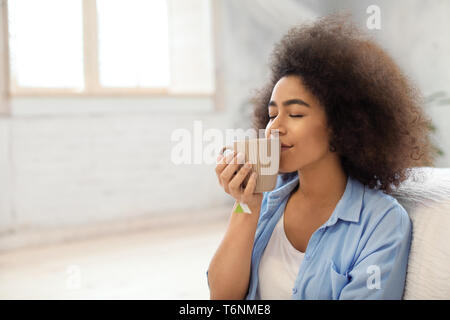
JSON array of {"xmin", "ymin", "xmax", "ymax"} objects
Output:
[{"xmin": 268, "ymin": 115, "xmax": 304, "ymax": 119}]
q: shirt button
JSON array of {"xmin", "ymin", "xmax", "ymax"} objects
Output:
[{"xmin": 292, "ymin": 288, "xmax": 297, "ymax": 294}]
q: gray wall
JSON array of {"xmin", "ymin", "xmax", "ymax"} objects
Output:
[{"xmin": 321, "ymin": 0, "xmax": 450, "ymax": 167}]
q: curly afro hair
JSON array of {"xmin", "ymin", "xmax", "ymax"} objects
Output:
[{"xmin": 251, "ymin": 13, "xmax": 438, "ymax": 195}]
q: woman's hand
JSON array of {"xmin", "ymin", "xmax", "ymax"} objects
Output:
[{"xmin": 215, "ymin": 151, "xmax": 263, "ymax": 215}]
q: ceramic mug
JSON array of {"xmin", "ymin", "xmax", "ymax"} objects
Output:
[{"xmin": 220, "ymin": 137, "xmax": 280, "ymax": 193}]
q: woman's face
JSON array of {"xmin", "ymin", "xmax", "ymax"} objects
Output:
[{"xmin": 265, "ymin": 75, "xmax": 333, "ymax": 173}]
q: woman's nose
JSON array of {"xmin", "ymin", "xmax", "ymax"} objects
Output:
[{"xmin": 265, "ymin": 121, "xmax": 285, "ymax": 138}]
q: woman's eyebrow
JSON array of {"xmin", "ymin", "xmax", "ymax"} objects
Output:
[{"xmin": 268, "ymin": 99, "xmax": 310, "ymax": 108}]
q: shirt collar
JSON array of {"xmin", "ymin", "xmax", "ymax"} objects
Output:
[{"xmin": 267, "ymin": 172, "xmax": 365, "ymax": 225}]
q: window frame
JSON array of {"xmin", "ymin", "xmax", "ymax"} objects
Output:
[{"xmin": 5, "ymin": 0, "xmax": 214, "ymax": 98}]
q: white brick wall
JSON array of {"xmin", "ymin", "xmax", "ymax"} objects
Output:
[
  {"xmin": 0, "ymin": 111, "xmax": 234, "ymax": 233},
  {"xmin": 0, "ymin": 109, "xmax": 243, "ymax": 255}
]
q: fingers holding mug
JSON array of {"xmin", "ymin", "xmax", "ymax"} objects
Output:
[
  {"xmin": 228, "ymin": 160, "xmax": 253, "ymax": 198},
  {"xmin": 215, "ymin": 149, "xmax": 236, "ymax": 184},
  {"xmin": 242, "ymin": 172, "xmax": 257, "ymax": 201},
  {"xmin": 220, "ymin": 152, "xmax": 245, "ymax": 193}
]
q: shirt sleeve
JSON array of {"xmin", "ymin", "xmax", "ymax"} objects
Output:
[{"xmin": 338, "ymin": 205, "xmax": 413, "ymax": 300}]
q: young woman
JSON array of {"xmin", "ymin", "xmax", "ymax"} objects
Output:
[{"xmin": 207, "ymin": 13, "xmax": 436, "ymax": 300}]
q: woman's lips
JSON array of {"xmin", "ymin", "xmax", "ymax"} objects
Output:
[{"xmin": 281, "ymin": 146, "xmax": 293, "ymax": 152}]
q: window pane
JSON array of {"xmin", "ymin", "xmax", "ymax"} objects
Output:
[
  {"xmin": 97, "ymin": 0, "xmax": 170, "ymax": 88},
  {"xmin": 8, "ymin": 0, "xmax": 84, "ymax": 88}
]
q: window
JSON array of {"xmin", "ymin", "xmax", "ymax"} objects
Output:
[
  {"xmin": 96, "ymin": 0, "xmax": 170, "ymax": 88},
  {"xmin": 6, "ymin": 0, "xmax": 215, "ymax": 96},
  {"xmin": 8, "ymin": 0, "xmax": 84, "ymax": 90}
]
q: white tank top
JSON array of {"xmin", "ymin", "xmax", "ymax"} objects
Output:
[{"xmin": 256, "ymin": 210, "xmax": 305, "ymax": 299}]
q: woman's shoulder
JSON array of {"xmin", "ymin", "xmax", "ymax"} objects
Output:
[{"xmin": 360, "ymin": 185, "xmax": 412, "ymax": 235}]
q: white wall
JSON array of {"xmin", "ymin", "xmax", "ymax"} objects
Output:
[
  {"xmin": 0, "ymin": 105, "xmax": 235, "ymax": 247},
  {"xmin": 0, "ymin": 0, "xmax": 235, "ymax": 250}
]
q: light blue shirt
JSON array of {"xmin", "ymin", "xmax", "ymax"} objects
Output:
[
  {"xmin": 207, "ymin": 172, "xmax": 413, "ymax": 300},
  {"xmin": 247, "ymin": 172, "xmax": 412, "ymax": 299}
]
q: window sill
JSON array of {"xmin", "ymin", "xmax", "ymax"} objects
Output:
[{"xmin": 7, "ymin": 94, "xmax": 217, "ymax": 117}]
